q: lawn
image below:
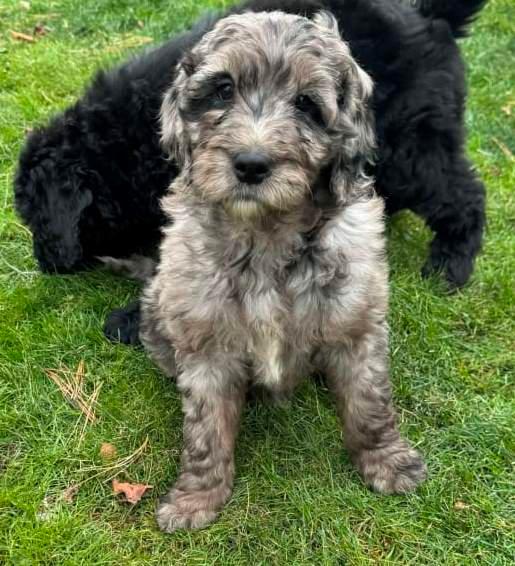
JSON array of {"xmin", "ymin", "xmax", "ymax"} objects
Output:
[{"xmin": 0, "ymin": 0, "xmax": 514, "ymax": 563}]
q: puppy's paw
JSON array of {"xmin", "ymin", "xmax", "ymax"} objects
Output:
[
  {"xmin": 422, "ymin": 243, "xmax": 474, "ymax": 291},
  {"xmin": 103, "ymin": 302, "xmax": 141, "ymax": 346},
  {"xmin": 356, "ymin": 440, "xmax": 426, "ymax": 494},
  {"xmin": 156, "ymin": 500, "xmax": 218, "ymax": 533},
  {"xmin": 156, "ymin": 487, "xmax": 227, "ymax": 533}
]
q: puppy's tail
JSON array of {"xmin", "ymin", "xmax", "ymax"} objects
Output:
[
  {"xmin": 98, "ymin": 254, "xmax": 156, "ymax": 282},
  {"xmin": 415, "ymin": 0, "xmax": 488, "ymax": 38}
]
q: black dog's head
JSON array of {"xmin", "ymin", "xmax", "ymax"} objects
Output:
[{"xmin": 14, "ymin": 125, "xmax": 93, "ymax": 273}]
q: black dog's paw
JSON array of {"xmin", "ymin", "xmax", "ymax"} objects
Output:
[
  {"xmin": 103, "ymin": 301, "xmax": 141, "ymax": 345},
  {"xmin": 422, "ymin": 245, "xmax": 474, "ymax": 291}
]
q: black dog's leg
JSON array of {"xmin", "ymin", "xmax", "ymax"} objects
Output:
[
  {"xmin": 104, "ymin": 301, "xmax": 141, "ymax": 345},
  {"xmin": 379, "ymin": 127, "xmax": 486, "ymax": 290},
  {"xmin": 416, "ymin": 157, "xmax": 485, "ymax": 290}
]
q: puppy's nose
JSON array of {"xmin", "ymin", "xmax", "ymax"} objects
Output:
[{"xmin": 233, "ymin": 152, "xmax": 272, "ymax": 184}]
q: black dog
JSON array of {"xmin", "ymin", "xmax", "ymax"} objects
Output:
[{"xmin": 15, "ymin": 0, "xmax": 487, "ymax": 291}]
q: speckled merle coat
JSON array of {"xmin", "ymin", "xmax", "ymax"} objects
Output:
[{"xmin": 140, "ymin": 11, "xmax": 425, "ymax": 533}]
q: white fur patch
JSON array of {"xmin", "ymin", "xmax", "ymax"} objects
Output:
[{"xmin": 259, "ymin": 333, "xmax": 284, "ymax": 386}]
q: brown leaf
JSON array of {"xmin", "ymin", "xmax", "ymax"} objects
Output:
[
  {"xmin": 62, "ymin": 484, "xmax": 79, "ymax": 503},
  {"xmin": 100, "ymin": 442, "xmax": 117, "ymax": 461},
  {"xmin": 10, "ymin": 30, "xmax": 35, "ymax": 42},
  {"xmin": 112, "ymin": 479, "xmax": 152, "ymax": 504},
  {"xmin": 34, "ymin": 23, "xmax": 48, "ymax": 36},
  {"xmin": 453, "ymin": 500, "xmax": 469, "ymax": 511}
]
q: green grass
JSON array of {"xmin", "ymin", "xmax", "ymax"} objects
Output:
[{"xmin": 1, "ymin": 0, "xmax": 514, "ymax": 563}]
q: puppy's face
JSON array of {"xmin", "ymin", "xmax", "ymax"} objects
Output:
[
  {"xmin": 161, "ymin": 11, "xmax": 374, "ymax": 220},
  {"xmin": 14, "ymin": 166, "xmax": 93, "ymax": 273}
]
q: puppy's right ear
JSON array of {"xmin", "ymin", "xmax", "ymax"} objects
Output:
[{"xmin": 160, "ymin": 53, "xmax": 196, "ymax": 167}]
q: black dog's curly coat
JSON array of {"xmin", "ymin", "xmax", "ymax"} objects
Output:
[{"xmin": 15, "ymin": 0, "xmax": 487, "ymax": 289}]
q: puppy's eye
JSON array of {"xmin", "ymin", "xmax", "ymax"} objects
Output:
[
  {"xmin": 295, "ymin": 94, "xmax": 324, "ymax": 126},
  {"xmin": 216, "ymin": 79, "xmax": 234, "ymax": 102},
  {"xmin": 295, "ymin": 94, "xmax": 314, "ymax": 112}
]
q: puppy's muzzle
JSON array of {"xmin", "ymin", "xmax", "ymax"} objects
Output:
[{"xmin": 232, "ymin": 151, "xmax": 272, "ymax": 185}]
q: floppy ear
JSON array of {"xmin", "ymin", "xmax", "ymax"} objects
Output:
[
  {"xmin": 313, "ymin": 10, "xmax": 340, "ymax": 36},
  {"xmin": 160, "ymin": 53, "xmax": 196, "ymax": 167},
  {"xmin": 343, "ymin": 61, "xmax": 375, "ymax": 162},
  {"xmin": 331, "ymin": 60, "xmax": 376, "ymax": 204},
  {"xmin": 32, "ymin": 183, "xmax": 93, "ymax": 273},
  {"xmin": 313, "ymin": 11, "xmax": 376, "ymax": 203}
]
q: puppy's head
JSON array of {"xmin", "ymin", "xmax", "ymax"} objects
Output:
[
  {"xmin": 161, "ymin": 11, "xmax": 375, "ymax": 221},
  {"xmin": 14, "ymin": 138, "xmax": 93, "ymax": 273}
]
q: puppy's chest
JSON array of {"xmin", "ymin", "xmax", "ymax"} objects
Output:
[
  {"xmin": 232, "ymin": 252, "xmax": 338, "ymax": 383},
  {"xmin": 235, "ymin": 256, "xmax": 319, "ymax": 323}
]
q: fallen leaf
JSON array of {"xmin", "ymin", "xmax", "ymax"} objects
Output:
[
  {"xmin": 501, "ymin": 103, "xmax": 512, "ymax": 116},
  {"xmin": 100, "ymin": 442, "xmax": 117, "ymax": 461},
  {"xmin": 10, "ymin": 30, "xmax": 35, "ymax": 42},
  {"xmin": 112, "ymin": 479, "xmax": 152, "ymax": 504},
  {"xmin": 62, "ymin": 484, "xmax": 79, "ymax": 503},
  {"xmin": 453, "ymin": 500, "xmax": 469, "ymax": 511},
  {"xmin": 34, "ymin": 23, "xmax": 49, "ymax": 36},
  {"xmin": 137, "ymin": 20, "xmax": 145, "ymax": 29}
]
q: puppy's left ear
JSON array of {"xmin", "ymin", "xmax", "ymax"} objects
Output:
[
  {"xmin": 313, "ymin": 10, "xmax": 340, "ymax": 36},
  {"xmin": 331, "ymin": 59, "xmax": 376, "ymax": 203},
  {"xmin": 314, "ymin": 11, "xmax": 376, "ymax": 202},
  {"xmin": 342, "ymin": 61, "xmax": 375, "ymax": 162},
  {"xmin": 160, "ymin": 52, "xmax": 197, "ymax": 167}
]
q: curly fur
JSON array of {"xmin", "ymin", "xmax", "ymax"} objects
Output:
[
  {"xmin": 139, "ymin": 11, "xmax": 425, "ymax": 531},
  {"xmin": 15, "ymin": 0, "xmax": 486, "ymax": 288}
]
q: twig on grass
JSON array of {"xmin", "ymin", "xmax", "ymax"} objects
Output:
[
  {"xmin": 75, "ymin": 381, "xmax": 103, "ymax": 445},
  {"xmin": 9, "ymin": 30, "xmax": 35, "ymax": 42},
  {"xmin": 44, "ymin": 361, "xmax": 101, "ymax": 424},
  {"xmin": 492, "ymin": 137, "xmax": 514, "ymax": 161},
  {"xmin": 77, "ymin": 437, "xmax": 150, "ymax": 486},
  {"xmin": 0, "ymin": 256, "xmax": 39, "ymax": 277}
]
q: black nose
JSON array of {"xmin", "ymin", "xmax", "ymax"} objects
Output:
[{"xmin": 233, "ymin": 152, "xmax": 272, "ymax": 184}]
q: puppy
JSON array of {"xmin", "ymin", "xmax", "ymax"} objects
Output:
[
  {"xmin": 139, "ymin": 11, "xmax": 426, "ymax": 532},
  {"xmin": 15, "ymin": 0, "xmax": 487, "ymax": 290}
]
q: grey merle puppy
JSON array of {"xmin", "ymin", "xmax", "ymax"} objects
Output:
[{"xmin": 138, "ymin": 11, "xmax": 426, "ymax": 532}]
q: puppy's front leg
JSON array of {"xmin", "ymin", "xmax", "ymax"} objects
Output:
[
  {"xmin": 156, "ymin": 358, "xmax": 246, "ymax": 532},
  {"xmin": 322, "ymin": 322, "xmax": 426, "ymax": 494}
]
